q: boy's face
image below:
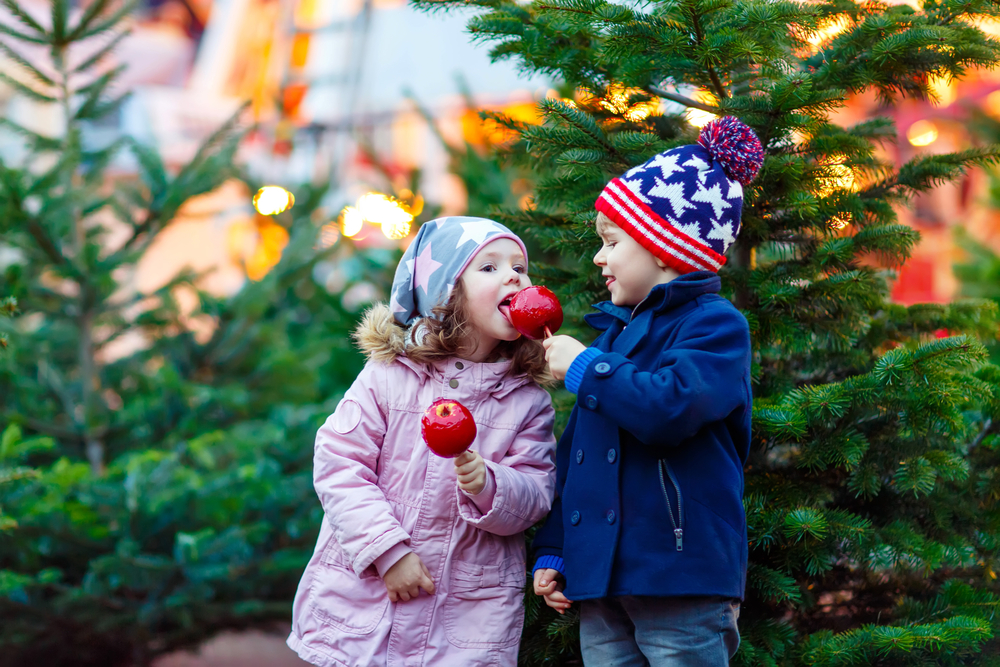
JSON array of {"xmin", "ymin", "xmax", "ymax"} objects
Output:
[{"xmin": 593, "ymin": 216, "xmax": 680, "ymax": 307}]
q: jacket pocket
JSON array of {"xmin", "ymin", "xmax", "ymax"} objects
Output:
[
  {"xmin": 310, "ymin": 542, "xmax": 388, "ymax": 635},
  {"xmin": 442, "ymin": 559, "xmax": 525, "ymax": 649}
]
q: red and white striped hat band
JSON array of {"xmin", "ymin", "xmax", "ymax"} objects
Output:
[{"xmin": 596, "ymin": 177, "xmax": 726, "ymax": 274}]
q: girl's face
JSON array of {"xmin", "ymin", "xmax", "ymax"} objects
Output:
[{"xmin": 460, "ymin": 238, "xmax": 531, "ymax": 361}]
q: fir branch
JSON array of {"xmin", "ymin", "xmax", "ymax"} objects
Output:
[
  {"xmin": 0, "ymin": 19, "xmax": 48, "ymax": 44},
  {"xmin": 0, "ymin": 0, "xmax": 46, "ymax": 35},
  {"xmin": 73, "ymin": 31, "xmax": 130, "ymax": 74},
  {"xmin": 72, "ymin": 0, "xmax": 137, "ymax": 41},
  {"xmin": 66, "ymin": 0, "xmax": 114, "ymax": 41},
  {"xmin": 0, "ymin": 70, "xmax": 56, "ymax": 104}
]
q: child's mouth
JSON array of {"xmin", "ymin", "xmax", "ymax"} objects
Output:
[
  {"xmin": 605, "ymin": 277, "xmax": 616, "ymax": 289},
  {"xmin": 498, "ymin": 295, "xmax": 513, "ymax": 321}
]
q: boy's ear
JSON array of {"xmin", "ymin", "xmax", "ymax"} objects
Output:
[{"xmin": 654, "ymin": 257, "xmax": 669, "ymax": 269}]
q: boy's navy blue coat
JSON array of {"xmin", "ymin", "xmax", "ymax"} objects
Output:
[{"xmin": 533, "ymin": 271, "xmax": 752, "ymax": 601}]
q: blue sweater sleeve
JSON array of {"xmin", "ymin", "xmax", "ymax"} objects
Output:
[
  {"xmin": 532, "ymin": 555, "xmax": 565, "ymax": 576},
  {"xmin": 575, "ymin": 303, "xmax": 750, "ymax": 448},
  {"xmin": 564, "ymin": 348, "xmax": 602, "ymax": 394}
]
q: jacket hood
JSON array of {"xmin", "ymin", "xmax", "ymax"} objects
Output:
[{"xmin": 352, "ymin": 303, "xmax": 550, "ymax": 392}]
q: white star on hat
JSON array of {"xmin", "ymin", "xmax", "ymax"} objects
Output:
[
  {"xmin": 727, "ymin": 180, "xmax": 743, "ymax": 200},
  {"xmin": 684, "ymin": 156, "xmax": 711, "ymax": 184},
  {"xmin": 621, "ymin": 176, "xmax": 652, "ymax": 203},
  {"xmin": 624, "ymin": 163, "xmax": 647, "ymax": 179},
  {"xmin": 647, "ymin": 153, "xmax": 685, "ymax": 181},
  {"xmin": 707, "ymin": 220, "xmax": 736, "ymax": 251},
  {"xmin": 692, "ymin": 182, "xmax": 732, "ymax": 219},
  {"xmin": 456, "ymin": 219, "xmax": 502, "ymax": 248},
  {"xmin": 648, "ymin": 177, "xmax": 695, "ymax": 217},
  {"xmin": 675, "ymin": 220, "xmax": 705, "ymax": 243}
]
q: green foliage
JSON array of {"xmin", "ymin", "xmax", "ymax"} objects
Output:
[
  {"xmin": 416, "ymin": 0, "xmax": 1000, "ymax": 664},
  {"xmin": 0, "ymin": 2, "xmax": 393, "ymax": 665}
]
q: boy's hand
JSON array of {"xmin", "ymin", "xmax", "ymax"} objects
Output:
[
  {"xmin": 454, "ymin": 449, "xmax": 487, "ymax": 495},
  {"xmin": 384, "ymin": 552, "xmax": 436, "ymax": 602},
  {"xmin": 533, "ymin": 567, "xmax": 573, "ymax": 614},
  {"xmin": 542, "ymin": 335, "xmax": 588, "ymax": 382}
]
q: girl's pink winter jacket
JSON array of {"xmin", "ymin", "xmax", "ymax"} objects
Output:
[{"xmin": 287, "ymin": 306, "xmax": 557, "ymax": 667}]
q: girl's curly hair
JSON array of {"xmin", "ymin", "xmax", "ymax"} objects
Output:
[{"xmin": 404, "ymin": 280, "xmax": 549, "ymax": 384}]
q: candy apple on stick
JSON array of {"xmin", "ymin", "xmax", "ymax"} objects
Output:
[
  {"xmin": 421, "ymin": 398, "xmax": 477, "ymax": 458},
  {"xmin": 507, "ymin": 286, "xmax": 563, "ymax": 340}
]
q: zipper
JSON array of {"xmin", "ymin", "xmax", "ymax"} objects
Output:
[{"xmin": 658, "ymin": 460, "xmax": 684, "ymax": 552}]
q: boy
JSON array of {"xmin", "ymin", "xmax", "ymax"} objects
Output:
[{"xmin": 534, "ymin": 116, "xmax": 763, "ymax": 666}]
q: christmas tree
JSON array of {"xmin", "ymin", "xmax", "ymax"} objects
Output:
[
  {"xmin": 0, "ymin": 2, "xmax": 391, "ymax": 664},
  {"xmin": 419, "ymin": 0, "xmax": 1000, "ymax": 664}
]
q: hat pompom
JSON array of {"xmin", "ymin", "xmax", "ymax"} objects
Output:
[{"xmin": 697, "ymin": 116, "xmax": 764, "ymax": 186}]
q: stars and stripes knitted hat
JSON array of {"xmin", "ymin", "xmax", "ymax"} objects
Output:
[
  {"xmin": 389, "ymin": 217, "xmax": 529, "ymax": 326},
  {"xmin": 595, "ymin": 116, "xmax": 763, "ymax": 274}
]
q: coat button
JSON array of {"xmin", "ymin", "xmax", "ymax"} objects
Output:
[
  {"xmin": 455, "ymin": 361, "xmax": 464, "ymax": 370},
  {"xmin": 606, "ymin": 510, "xmax": 616, "ymax": 524},
  {"xmin": 576, "ymin": 449, "xmax": 584, "ymax": 464},
  {"xmin": 595, "ymin": 362, "xmax": 611, "ymax": 375},
  {"xmin": 607, "ymin": 448, "xmax": 617, "ymax": 464},
  {"xmin": 585, "ymin": 395, "xmax": 598, "ymax": 410},
  {"xmin": 570, "ymin": 511, "xmax": 581, "ymax": 525}
]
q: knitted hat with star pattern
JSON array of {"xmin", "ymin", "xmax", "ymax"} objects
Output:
[
  {"xmin": 389, "ymin": 216, "xmax": 529, "ymax": 326},
  {"xmin": 595, "ymin": 116, "xmax": 763, "ymax": 274}
]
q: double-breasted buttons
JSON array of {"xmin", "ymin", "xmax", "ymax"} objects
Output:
[
  {"xmin": 576, "ymin": 449, "xmax": 584, "ymax": 464},
  {"xmin": 570, "ymin": 511, "xmax": 581, "ymax": 525},
  {"xmin": 585, "ymin": 395, "xmax": 598, "ymax": 410},
  {"xmin": 449, "ymin": 379, "xmax": 459, "ymax": 388},
  {"xmin": 455, "ymin": 361, "xmax": 464, "ymax": 369},
  {"xmin": 607, "ymin": 448, "xmax": 617, "ymax": 463},
  {"xmin": 606, "ymin": 510, "xmax": 616, "ymax": 524},
  {"xmin": 595, "ymin": 362, "xmax": 611, "ymax": 375}
]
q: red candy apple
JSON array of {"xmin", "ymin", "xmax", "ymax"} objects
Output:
[
  {"xmin": 508, "ymin": 286, "xmax": 563, "ymax": 340},
  {"xmin": 421, "ymin": 398, "xmax": 477, "ymax": 458}
]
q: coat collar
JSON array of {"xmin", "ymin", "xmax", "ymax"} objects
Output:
[
  {"xmin": 584, "ymin": 271, "xmax": 722, "ymax": 331},
  {"xmin": 394, "ymin": 354, "xmax": 531, "ymax": 399}
]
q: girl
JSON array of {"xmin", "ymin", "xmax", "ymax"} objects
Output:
[{"xmin": 287, "ymin": 217, "xmax": 557, "ymax": 667}]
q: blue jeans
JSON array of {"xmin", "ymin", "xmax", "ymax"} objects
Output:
[{"xmin": 580, "ymin": 596, "xmax": 740, "ymax": 667}]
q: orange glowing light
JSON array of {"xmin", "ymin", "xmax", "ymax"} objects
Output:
[
  {"xmin": 685, "ymin": 90, "xmax": 719, "ymax": 128},
  {"xmin": 814, "ymin": 154, "xmax": 857, "ymax": 197},
  {"xmin": 806, "ymin": 14, "xmax": 851, "ymax": 48},
  {"xmin": 907, "ymin": 120, "xmax": 938, "ymax": 147},
  {"xmin": 601, "ymin": 83, "xmax": 659, "ymax": 122}
]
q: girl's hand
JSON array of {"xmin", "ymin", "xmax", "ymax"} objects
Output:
[
  {"xmin": 454, "ymin": 450, "xmax": 487, "ymax": 496},
  {"xmin": 542, "ymin": 335, "xmax": 588, "ymax": 382},
  {"xmin": 533, "ymin": 567, "xmax": 573, "ymax": 614},
  {"xmin": 383, "ymin": 552, "xmax": 436, "ymax": 602}
]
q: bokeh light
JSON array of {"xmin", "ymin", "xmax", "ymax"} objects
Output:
[
  {"xmin": 340, "ymin": 206, "xmax": 364, "ymax": 238},
  {"xmin": 907, "ymin": 120, "xmax": 939, "ymax": 147},
  {"xmin": 253, "ymin": 186, "xmax": 295, "ymax": 215},
  {"xmin": 685, "ymin": 90, "xmax": 719, "ymax": 128},
  {"xmin": 356, "ymin": 192, "xmax": 414, "ymax": 239}
]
